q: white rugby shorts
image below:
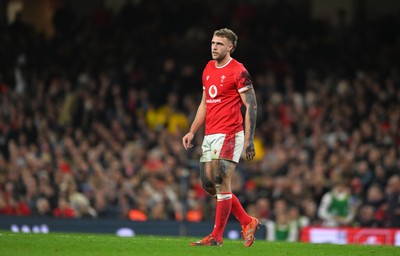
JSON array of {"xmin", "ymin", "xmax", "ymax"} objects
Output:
[{"xmin": 200, "ymin": 131, "xmax": 244, "ymax": 163}]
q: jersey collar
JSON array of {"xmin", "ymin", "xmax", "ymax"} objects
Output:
[{"xmin": 215, "ymin": 58, "xmax": 233, "ymax": 68}]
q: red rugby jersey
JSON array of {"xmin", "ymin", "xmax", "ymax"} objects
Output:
[{"xmin": 202, "ymin": 58, "xmax": 253, "ymax": 135}]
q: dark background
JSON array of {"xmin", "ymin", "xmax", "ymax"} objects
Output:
[{"xmin": 1, "ymin": 0, "xmax": 400, "ymax": 231}]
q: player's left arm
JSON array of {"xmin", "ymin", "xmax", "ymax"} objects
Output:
[{"xmin": 240, "ymin": 87, "xmax": 257, "ymax": 161}]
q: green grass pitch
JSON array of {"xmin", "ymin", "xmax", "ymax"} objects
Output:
[{"xmin": 1, "ymin": 232, "xmax": 399, "ymax": 256}]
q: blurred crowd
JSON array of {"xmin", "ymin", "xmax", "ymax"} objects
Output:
[{"xmin": 1, "ymin": 0, "xmax": 400, "ymax": 242}]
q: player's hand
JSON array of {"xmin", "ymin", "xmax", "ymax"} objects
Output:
[
  {"xmin": 182, "ymin": 132, "xmax": 194, "ymax": 150},
  {"xmin": 245, "ymin": 141, "xmax": 255, "ymax": 161}
]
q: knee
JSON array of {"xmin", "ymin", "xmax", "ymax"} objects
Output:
[
  {"xmin": 202, "ymin": 181, "xmax": 216, "ymax": 195},
  {"xmin": 214, "ymin": 176, "xmax": 223, "ymax": 185}
]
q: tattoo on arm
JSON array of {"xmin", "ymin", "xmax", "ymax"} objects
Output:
[{"xmin": 245, "ymin": 90, "xmax": 257, "ymax": 140}]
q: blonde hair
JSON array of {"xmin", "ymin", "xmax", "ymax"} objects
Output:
[{"xmin": 213, "ymin": 28, "xmax": 238, "ymax": 54}]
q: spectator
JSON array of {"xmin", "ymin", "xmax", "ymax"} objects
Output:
[
  {"xmin": 300, "ymin": 197, "xmax": 321, "ymax": 226},
  {"xmin": 364, "ymin": 184, "xmax": 386, "ymax": 222},
  {"xmin": 265, "ymin": 211, "xmax": 298, "ymax": 242},
  {"xmin": 53, "ymin": 197, "xmax": 76, "ymax": 218},
  {"xmin": 356, "ymin": 204, "xmax": 382, "ymax": 228},
  {"xmin": 0, "ymin": 193, "xmax": 15, "ymax": 215},
  {"xmin": 385, "ymin": 175, "xmax": 400, "ymax": 227},
  {"xmin": 288, "ymin": 206, "xmax": 310, "ymax": 230},
  {"xmin": 318, "ymin": 180, "xmax": 358, "ymax": 227},
  {"xmin": 35, "ymin": 197, "xmax": 52, "ymax": 217}
]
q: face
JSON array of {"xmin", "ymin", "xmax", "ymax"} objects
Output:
[{"xmin": 211, "ymin": 35, "xmax": 233, "ymax": 61}]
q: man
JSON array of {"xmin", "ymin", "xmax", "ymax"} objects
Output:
[
  {"xmin": 265, "ymin": 211, "xmax": 299, "ymax": 242},
  {"xmin": 386, "ymin": 175, "xmax": 400, "ymax": 227},
  {"xmin": 182, "ymin": 28, "xmax": 259, "ymax": 247},
  {"xmin": 317, "ymin": 180, "xmax": 357, "ymax": 227}
]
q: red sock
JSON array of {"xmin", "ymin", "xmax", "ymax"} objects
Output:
[
  {"xmin": 211, "ymin": 192, "xmax": 232, "ymax": 242},
  {"xmin": 231, "ymin": 194, "xmax": 252, "ymax": 226}
]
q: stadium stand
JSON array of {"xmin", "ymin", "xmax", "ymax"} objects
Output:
[{"xmin": 1, "ymin": 0, "xmax": 400, "ymax": 241}]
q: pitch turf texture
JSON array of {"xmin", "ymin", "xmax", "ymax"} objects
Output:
[{"xmin": 1, "ymin": 232, "xmax": 399, "ymax": 256}]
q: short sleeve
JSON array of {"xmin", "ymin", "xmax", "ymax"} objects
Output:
[{"xmin": 235, "ymin": 64, "xmax": 253, "ymax": 93}]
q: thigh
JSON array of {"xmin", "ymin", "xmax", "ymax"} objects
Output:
[{"xmin": 212, "ymin": 159, "xmax": 237, "ymax": 193}]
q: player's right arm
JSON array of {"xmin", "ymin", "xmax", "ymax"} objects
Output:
[{"xmin": 182, "ymin": 90, "xmax": 207, "ymax": 150}]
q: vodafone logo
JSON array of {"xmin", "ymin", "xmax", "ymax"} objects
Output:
[{"xmin": 209, "ymin": 85, "xmax": 218, "ymax": 98}]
